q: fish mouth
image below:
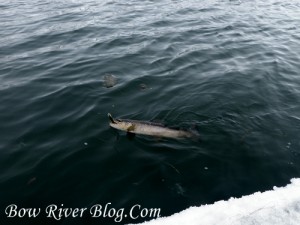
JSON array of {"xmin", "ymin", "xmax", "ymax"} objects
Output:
[{"xmin": 108, "ymin": 113, "xmax": 116, "ymax": 124}]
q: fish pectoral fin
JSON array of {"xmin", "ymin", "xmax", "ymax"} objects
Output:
[{"xmin": 127, "ymin": 124, "xmax": 135, "ymax": 132}]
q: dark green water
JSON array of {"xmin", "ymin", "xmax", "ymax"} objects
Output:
[{"xmin": 1, "ymin": 0, "xmax": 300, "ymax": 224}]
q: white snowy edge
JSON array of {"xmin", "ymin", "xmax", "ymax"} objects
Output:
[{"xmin": 131, "ymin": 178, "xmax": 300, "ymax": 225}]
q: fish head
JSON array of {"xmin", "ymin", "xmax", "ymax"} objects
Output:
[{"xmin": 108, "ymin": 113, "xmax": 134, "ymax": 131}]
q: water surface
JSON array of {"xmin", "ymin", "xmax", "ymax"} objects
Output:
[{"xmin": 1, "ymin": 0, "xmax": 300, "ymax": 224}]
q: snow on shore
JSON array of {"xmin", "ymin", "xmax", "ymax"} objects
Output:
[{"xmin": 134, "ymin": 178, "xmax": 300, "ymax": 225}]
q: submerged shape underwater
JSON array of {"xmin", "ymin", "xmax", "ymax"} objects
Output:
[
  {"xmin": 108, "ymin": 113, "xmax": 199, "ymax": 139},
  {"xmin": 0, "ymin": 0, "xmax": 300, "ymax": 224}
]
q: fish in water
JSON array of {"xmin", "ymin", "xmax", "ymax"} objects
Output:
[{"xmin": 108, "ymin": 113, "xmax": 198, "ymax": 139}]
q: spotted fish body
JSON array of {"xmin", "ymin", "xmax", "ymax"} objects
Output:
[{"xmin": 108, "ymin": 113, "xmax": 197, "ymax": 139}]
